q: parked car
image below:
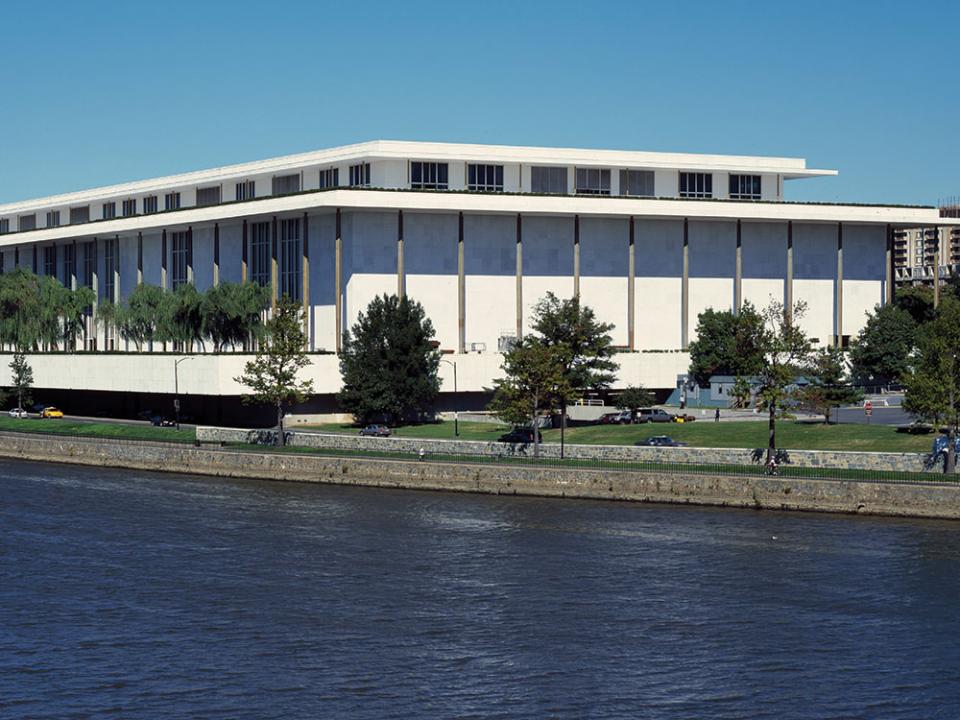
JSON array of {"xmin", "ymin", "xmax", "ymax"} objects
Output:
[
  {"xmin": 597, "ymin": 410, "xmax": 632, "ymax": 425},
  {"xmin": 359, "ymin": 424, "xmax": 391, "ymax": 437},
  {"xmin": 498, "ymin": 427, "xmax": 537, "ymax": 443},
  {"xmin": 40, "ymin": 407, "xmax": 64, "ymax": 419},
  {"xmin": 8, "ymin": 407, "xmax": 28, "ymax": 419},
  {"xmin": 636, "ymin": 408, "xmax": 674, "ymax": 423},
  {"xmin": 151, "ymin": 415, "xmax": 175, "ymax": 427},
  {"xmin": 597, "ymin": 412, "xmax": 620, "ymax": 425},
  {"xmin": 635, "ymin": 435, "xmax": 687, "ymax": 447}
]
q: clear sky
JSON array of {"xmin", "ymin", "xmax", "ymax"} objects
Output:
[{"xmin": 1, "ymin": 0, "xmax": 956, "ymax": 206}]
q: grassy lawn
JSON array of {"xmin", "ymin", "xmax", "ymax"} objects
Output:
[
  {"xmin": 301, "ymin": 419, "xmax": 934, "ymax": 454},
  {"xmin": 0, "ymin": 415, "xmax": 196, "ymax": 443}
]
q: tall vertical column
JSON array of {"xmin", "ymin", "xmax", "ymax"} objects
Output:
[
  {"xmin": 137, "ymin": 232, "xmax": 143, "ymax": 285},
  {"xmin": 785, "ymin": 221, "xmax": 794, "ymax": 322},
  {"xmin": 932, "ymin": 228, "xmax": 941, "ymax": 309},
  {"xmin": 397, "ymin": 210, "xmax": 405, "ymax": 298},
  {"xmin": 734, "ymin": 219, "xmax": 742, "ymax": 315},
  {"xmin": 516, "ymin": 213, "xmax": 523, "ymax": 340},
  {"xmin": 627, "ymin": 216, "xmax": 635, "ymax": 351},
  {"xmin": 32, "ymin": 245, "xmax": 37, "ymax": 274},
  {"xmin": 114, "ymin": 235, "xmax": 120, "ymax": 303},
  {"xmin": 271, "ymin": 216, "xmax": 278, "ymax": 307},
  {"xmin": 14, "ymin": 247, "xmax": 19, "ymax": 269},
  {"xmin": 161, "ymin": 230, "xmax": 168, "ymax": 290},
  {"xmin": 335, "ymin": 208, "xmax": 343, "ymax": 353},
  {"xmin": 213, "ymin": 223, "xmax": 220, "ymax": 287},
  {"xmin": 884, "ymin": 224, "xmax": 894, "ymax": 306},
  {"xmin": 457, "ymin": 211, "xmax": 465, "ymax": 354},
  {"xmin": 836, "ymin": 222, "xmax": 844, "ymax": 346},
  {"xmin": 241, "ymin": 220, "xmax": 248, "ymax": 283},
  {"xmin": 186, "ymin": 226, "xmax": 194, "ymax": 285},
  {"xmin": 302, "ymin": 212, "xmax": 310, "ymax": 345},
  {"xmin": 681, "ymin": 218, "xmax": 689, "ymax": 350},
  {"xmin": 573, "ymin": 214, "xmax": 580, "ymax": 298},
  {"xmin": 71, "ymin": 239, "xmax": 77, "ymax": 290}
]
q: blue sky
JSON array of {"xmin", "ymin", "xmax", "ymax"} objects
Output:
[{"xmin": 0, "ymin": 1, "xmax": 956, "ymax": 206}]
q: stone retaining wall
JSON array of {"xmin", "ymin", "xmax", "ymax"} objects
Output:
[
  {"xmin": 196, "ymin": 426, "xmax": 929, "ymax": 472},
  {"xmin": 0, "ymin": 431, "xmax": 957, "ymax": 520}
]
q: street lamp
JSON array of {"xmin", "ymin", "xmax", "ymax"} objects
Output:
[
  {"xmin": 173, "ymin": 356, "xmax": 194, "ymax": 430},
  {"xmin": 440, "ymin": 359, "xmax": 459, "ymax": 437}
]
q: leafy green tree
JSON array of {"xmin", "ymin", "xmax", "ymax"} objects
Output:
[
  {"xmin": 687, "ymin": 302, "xmax": 765, "ymax": 387},
  {"xmin": 113, "ymin": 283, "xmax": 167, "ymax": 351},
  {"xmin": 530, "ymin": 292, "xmax": 617, "ymax": 455},
  {"xmin": 849, "ymin": 304, "xmax": 916, "ymax": 386},
  {"xmin": 339, "ymin": 294, "xmax": 441, "ymax": 425},
  {"xmin": 61, "ymin": 285, "xmax": 96, "ymax": 350},
  {"xmin": 201, "ymin": 282, "xmax": 270, "ymax": 351},
  {"xmin": 234, "ymin": 298, "xmax": 315, "ymax": 446},
  {"xmin": 615, "ymin": 385, "xmax": 654, "ymax": 421},
  {"xmin": 903, "ymin": 298, "xmax": 960, "ymax": 473},
  {"xmin": 488, "ymin": 337, "xmax": 571, "ymax": 458},
  {"xmin": 9, "ymin": 351, "xmax": 33, "ymax": 411},
  {"xmin": 159, "ymin": 283, "xmax": 204, "ymax": 350},
  {"xmin": 743, "ymin": 299, "xmax": 812, "ymax": 463},
  {"xmin": 798, "ymin": 346, "xmax": 863, "ymax": 423},
  {"xmin": 0, "ymin": 269, "xmax": 41, "ymax": 350},
  {"xmin": 894, "ymin": 285, "xmax": 937, "ymax": 325}
]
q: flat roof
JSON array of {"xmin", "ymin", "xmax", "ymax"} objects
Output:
[{"xmin": 0, "ymin": 140, "xmax": 836, "ymax": 214}]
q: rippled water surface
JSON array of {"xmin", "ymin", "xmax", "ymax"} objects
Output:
[{"xmin": 2, "ymin": 461, "xmax": 960, "ymax": 719}]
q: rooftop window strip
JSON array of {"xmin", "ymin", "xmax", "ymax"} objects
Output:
[
  {"xmin": 349, "ymin": 163, "xmax": 371, "ymax": 187},
  {"xmin": 729, "ymin": 174, "xmax": 762, "ymax": 200},
  {"xmin": 575, "ymin": 168, "xmax": 611, "ymax": 195},
  {"xmin": 196, "ymin": 186, "xmax": 221, "ymax": 207},
  {"xmin": 679, "ymin": 172, "xmax": 712, "ymax": 198},
  {"xmin": 468, "ymin": 164, "xmax": 504, "ymax": 191},
  {"xmin": 411, "ymin": 161, "xmax": 449, "ymax": 190},
  {"xmin": 319, "ymin": 168, "xmax": 339, "ymax": 189},
  {"xmin": 102, "ymin": 201, "xmax": 116, "ymax": 220},
  {"xmin": 69, "ymin": 206, "xmax": 89, "ymax": 224}
]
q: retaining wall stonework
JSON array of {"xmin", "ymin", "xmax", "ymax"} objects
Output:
[
  {"xmin": 1, "ymin": 431, "xmax": 958, "ymax": 520},
  {"xmin": 196, "ymin": 426, "xmax": 928, "ymax": 472}
]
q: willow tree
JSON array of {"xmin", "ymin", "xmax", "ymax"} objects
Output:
[{"xmin": 200, "ymin": 282, "xmax": 270, "ymax": 351}]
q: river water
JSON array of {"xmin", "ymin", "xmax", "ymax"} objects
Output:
[{"xmin": 2, "ymin": 461, "xmax": 959, "ymax": 719}]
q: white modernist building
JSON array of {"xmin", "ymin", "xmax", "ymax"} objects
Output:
[{"xmin": 0, "ymin": 140, "xmax": 955, "ymax": 419}]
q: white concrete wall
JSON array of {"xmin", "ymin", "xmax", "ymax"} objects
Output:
[
  {"xmin": 343, "ymin": 211, "xmax": 397, "ymax": 335},
  {"xmin": 404, "ymin": 212, "xmax": 459, "ymax": 350},
  {"xmin": 688, "ymin": 221, "xmax": 736, "ymax": 339},
  {"xmin": 741, "ymin": 221, "xmax": 786, "ymax": 311},
  {"xmin": 842, "ymin": 224, "xmax": 886, "ymax": 339},
  {"xmin": 793, "ymin": 222, "xmax": 837, "ymax": 344},
  {"xmin": 521, "ymin": 215, "xmax": 574, "ymax": 335},
  {"xmin": 580, "ymin": 216, "xmax": 629, "ymax": 346},
  {"xmin": 463, "ymin": 213, "xmax": 516, "ymax": 352},
  {"xmin": 635, "ymin": 219, "xmax": 683, "ymax": 350}
]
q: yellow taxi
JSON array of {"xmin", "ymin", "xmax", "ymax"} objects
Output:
[{"xmin": 40, "ymin": 407, "xmax": 64, "ymax": 419}]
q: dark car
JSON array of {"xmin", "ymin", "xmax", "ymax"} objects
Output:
[
  {"xmin": 151, "ymin": 415, "xmax": 175, "ymax": 427},
  {"xmin": 635, "ymin": 435, "xmax": 687, "ymax": 447},
  {"xmin": 498, "ymin": 427, "xmax": 537, "ymax": 443},
  {"xmin": 359, "ymin": 424, "xmax": 391, "ymax": 437},
  {"xmin": 597, "ymin": 412, "xmax": 620, "ymax": 425},
  {"xmin": 636, "ymin": 408, "xmax": 674, "ymax": 423}
]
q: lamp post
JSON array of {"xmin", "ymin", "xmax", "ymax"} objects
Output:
[
  {"xmin": 173, "ymin": 356, "xmax": 194, "ymax": 430},
  {"xmin": 440, "ymin": 359, "xmax": 459, "ymax": 437}
]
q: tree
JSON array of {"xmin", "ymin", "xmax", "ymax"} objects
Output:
[
  {"xmin": 849, "ymin": 304, "xmax": 916, "ymax": 386},
  {"xmin": 201, "ymin": 282, "xmax": 270, "ymax": 351},
  {"xmin": 488, "ymin": 337, "xmax": 570, "ymax": 458},
  {"xmin": 615, "ymin": 385, "xmax": 654, "ymax": 421},
  {"xmin": 894, "ymin": 285, "xmax": 937, "ymax": 325},
  {"xmin": 9, "ymin": 351, "xmax": 33, "ymax": 411},
  {"xmin": 798, "ymin": 346, "xmax": 863, "ymax": 423},
  {"xmin": 687, "ymin": 303, "xmax": 765, "ymax": 387},
  {"xmin": 339, "ymin": 294, "xmax": 441, "ymax": 425},
  {"xmin": 742, "ymin": 299, "xmax": 812, "ymax": 464},
  {"xmin": 159, "ymin": 283, "xmax": 204, "ymax": 350},
  {"xmin": 234, "ymin": 298, "xmax": 314, "ymax": 446},
  {"xmin": 903, "ymin": 297, "xmax": 960, "ymax": 473},
  {"xmin": 116, "ymin": 283, "xmax": 167, "ymax": 351},
  {"xmin": 530, "ymin": 292, "xmax": 617, "ymax": 456}
]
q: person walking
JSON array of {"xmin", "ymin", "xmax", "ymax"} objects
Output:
[{"xmin": 715, "ymin": 407, "xmax": 721, "ymax": 422}]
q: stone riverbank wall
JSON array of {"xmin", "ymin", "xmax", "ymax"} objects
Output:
[
  {"xmin": 1, "ymin": 431, "xmax": 958, "ymax": 520},
  {"xmin": 197, "ymin": 426, "xmax": 928, "ymax": 472}
]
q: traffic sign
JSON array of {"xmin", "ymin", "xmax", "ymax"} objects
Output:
[{"xmin": 864, "ymin": 401, "xmax": 873, "ymax": 417}]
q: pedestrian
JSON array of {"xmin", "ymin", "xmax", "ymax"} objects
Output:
[
  {"xmin": 418, "ymin": 447, "xmax": 426, "ymax": 462},
  {"xmin": 715, "ymin": 407, "xmax": 721, "ymax": 422}
]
